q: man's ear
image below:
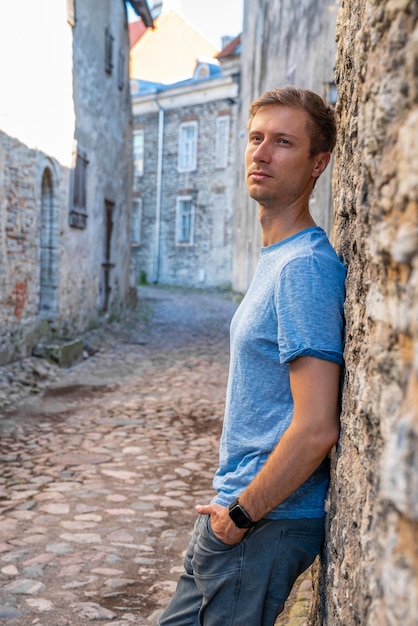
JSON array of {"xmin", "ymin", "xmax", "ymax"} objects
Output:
[{"xmin": 312, "ymin": 152, "xmax": 331, "ymax": 178}]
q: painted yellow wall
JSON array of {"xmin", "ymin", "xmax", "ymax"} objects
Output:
[{"xmin": 130, "ymin": 10, "xmax": 218, "ymax": 83}]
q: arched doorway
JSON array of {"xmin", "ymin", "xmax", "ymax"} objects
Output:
[{"xmin": 39, "ymin": 167, "xmax": 59, "ymax": 316}]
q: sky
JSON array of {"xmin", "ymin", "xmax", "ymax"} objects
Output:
[{"xmin": 128, "ymin": 0, "xmax": 244, "ymax": 49}]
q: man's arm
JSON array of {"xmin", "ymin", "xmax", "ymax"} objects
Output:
[{"xmin": 196, "ymin": 356, "xmax": 341, "ymax": 544}]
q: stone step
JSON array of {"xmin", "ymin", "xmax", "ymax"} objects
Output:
[{"xmin": 32, "ymin": 338, "xmax": 84, "ymax": 368}]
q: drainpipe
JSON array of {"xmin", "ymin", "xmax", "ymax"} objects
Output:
[{"xmin": 153, "ymin": 92, "xmax": 164, "ymax": 283}]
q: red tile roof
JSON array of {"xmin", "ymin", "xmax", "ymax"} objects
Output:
[
  {"xmin": 129, "ymin": 20, "xmax": 148, "ymax": 48},
  {"xmin": 216, "ymin": 33, "xmax": 241, "ymax": 59}
]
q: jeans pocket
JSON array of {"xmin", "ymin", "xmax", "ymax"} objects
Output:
[{"xmin": 192, "ymin": 515, "xmax": 243, "ymax": 579}]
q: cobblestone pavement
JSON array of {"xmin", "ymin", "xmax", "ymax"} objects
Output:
[{"xmin": 0, "ymin": 286, "xmax": 312, "ymax": 625}]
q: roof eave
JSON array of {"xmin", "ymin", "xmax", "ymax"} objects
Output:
[{"xmin": 127, "ymin": 0, "xmax": 154, "ymax": 29}]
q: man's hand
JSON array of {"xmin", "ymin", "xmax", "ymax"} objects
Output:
[{"xmin": 195, "ymin": 503, "xmax": 247, "ymax": 545}]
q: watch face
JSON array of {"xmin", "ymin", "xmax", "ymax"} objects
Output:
[{"xmin": 229, "ymin": 502, "xmax": 252, "ymax": 528}]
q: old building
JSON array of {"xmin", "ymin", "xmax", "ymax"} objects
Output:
[
  {"xmin": 233, "ymin": 0, "xmax": 339, "ymax": 292},
  {"xmin": 0, "ymin": 0, "xmax": 152, "ymax": 366},
  {"xmin": 129, "ymin": 7, "xmax": 218, "ymax": 83},
  {"xmin": 130, "ymin": 38, "xmax": 240, "ymax": 288}
]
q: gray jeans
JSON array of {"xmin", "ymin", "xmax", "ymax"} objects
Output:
[{"xmin": 158, "ymin": 514, "xmax": 325, "ymax": 626}]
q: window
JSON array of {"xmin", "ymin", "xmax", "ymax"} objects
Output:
[
  {"xmin": 215, "ymin": 116, "xmax": 230, "ymax": 169},
  {"xmin": 118, "ymin": 49, "xmax": 125, "ymax": 90},
  {"xmin": 105, "ymin": 27, "xmax": 114, "ymax": 74},
  {"xmin": 176, "ymin": 197, "xmax": 194, "ymax": 245},
  {"xmin": 69, "ymin": 147, "xmax": 88, "ymax": 228},
  {"xmin": 194, "ymin": 62, "xmax": 210, "ymax": 79},
  {"xmin": 131, "ymin": 198, "xmax": 142, "ymax": 245},
  {"xmin": 73, "ymin": 149, "xmax": 88, "ymax": 211},
  {"xmin": 178, "ymin": 121, "xmax": 198, "ymax": 172},
  {"xmin": 40, "ymin": 168, "xmax": 59, "ymax": 316},
  {"xmin": 133, "ymin": 130, "xmax": 144, "ymax": 181}
]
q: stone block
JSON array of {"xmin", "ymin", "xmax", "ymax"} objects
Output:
[{"xmin": 32, "ymin": 339, "xmax": 84, "ymax": 368}]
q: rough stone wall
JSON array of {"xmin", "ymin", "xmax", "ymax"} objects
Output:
[
  {"xmin": 312, "ymin": 1, "xmax": 418, "ymax": 624},
  {"xmin": 233, "ymin": 0, "xmax": 339, "ymax": 292},
  {"xmin": 0, "ymin": 132, "xmax": 69, "ymax": 364},
  {"xmin": 132, "ymin": 95, "xmax": 237, "ymax": 288}
]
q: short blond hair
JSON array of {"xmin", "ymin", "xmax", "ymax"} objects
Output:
[{"xmin": 248, "ymin": 86, "xmax": 336, "ymax": 156}]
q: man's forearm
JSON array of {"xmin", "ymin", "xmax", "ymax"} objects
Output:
[
  {"xmin": 238, "ymin": 356, "xmax": 341, "ymax": 522},
  {"xmin": 238, "ymin": 420, "xmax": 338, "ymax": 522},
  {"xmin": 196, "ymin": 357, "xmax": 341, "ymax": 543},
  {"xmin": 195, "ymin": 422, "xmax": 336, "ymax": 545}
]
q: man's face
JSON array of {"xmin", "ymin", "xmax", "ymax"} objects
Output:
[{"xmin": 245, "ymin": 104, "xmax": 326, "ymax": 209}]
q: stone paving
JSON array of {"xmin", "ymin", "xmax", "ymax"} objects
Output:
[{"xmin": 0, "ymin": 286, "xmax": 312, "ymax": 625}]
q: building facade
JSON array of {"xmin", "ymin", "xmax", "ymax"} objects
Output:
[
  {"xmin": 130, "ymin": 8, "xmax": 218, "ymax": 83},
  {"xmin": 130, "ymin": 48, "xmax": 240, "ymax": 288},
  {"xmin": 233, "ymin": 0, "xmax": 340, "ymax": 292},
  {"xmin": 0, "ymin": 0, "xmax": 151, "ymax": 365}
]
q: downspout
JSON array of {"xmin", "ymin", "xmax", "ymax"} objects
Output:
[{"xmin": 153, "ymin": 92, "xmax": 164, "ymax": 283}]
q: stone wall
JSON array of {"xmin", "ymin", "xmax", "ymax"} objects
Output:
[
  {"xmin": 312, "ymin": 1, "xmax": 418, "ymax": 624},
  {"xmin": 70, "ymin": 0, "xmax": 133, "ymax": 316},
  {"xmin": 0, "ymin": 132, "xmax": 70, "ymax": 364}
]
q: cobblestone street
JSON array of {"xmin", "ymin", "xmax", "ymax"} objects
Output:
[{"xmin": 0, "ymin": 286, "xmax": 311, "ymax": 625}]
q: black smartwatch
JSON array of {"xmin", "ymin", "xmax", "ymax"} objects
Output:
[{"xmin": 228, "ymin": 498, "xmax": 256, "ymax": 529}]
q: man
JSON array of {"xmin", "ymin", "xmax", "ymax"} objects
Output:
[{"xmin": 158, "ymin": 86, "xmax": 346, "ymax": 626}]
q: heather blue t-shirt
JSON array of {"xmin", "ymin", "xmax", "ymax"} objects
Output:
[{"xmin": 212, "ymin": 227, "xmax": 346, "ymax": 519}]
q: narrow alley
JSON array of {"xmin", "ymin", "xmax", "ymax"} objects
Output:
[{"xmin": 0, "ymin": 286, "xmax": 311, "ymax": 625}]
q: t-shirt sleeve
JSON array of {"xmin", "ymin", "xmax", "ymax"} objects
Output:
[{"xmin": 275, "ymin": 255, "xmax": 345, "ymax": 364}]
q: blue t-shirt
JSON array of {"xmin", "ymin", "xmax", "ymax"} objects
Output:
[{"xmin": 212, "ymin": 227, "xmax": 346, "ymax": 519}]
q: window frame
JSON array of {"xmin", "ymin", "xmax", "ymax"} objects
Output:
[
  {"xmin": 117, "ymin": 49, "xmax": 125, "ymax": 90},
  {"xmin": 69, "ymin": 146, "xmax": 88, "ymax": 229},
  {"xmin": 105, "ymin": 26, "xmax": 114, "ymax": 75},
  {"xmin": 178, "ymin": 121, "xmax": 198, "ymax": 172},
  {"xmin": 175, "ymin": 196, "xmax": 195, "ymax": 246},
  {"xmin": 133, "ymin": 129, "xmax": 144, "ymax": 183},
  {"xmin": 131, "ymin": 198, "xmax": 142, "ymax": 246}
]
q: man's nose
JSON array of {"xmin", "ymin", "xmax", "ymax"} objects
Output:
[{"xmin": 253, "ymin": 142, "xmax": 270, "ymax": 163}]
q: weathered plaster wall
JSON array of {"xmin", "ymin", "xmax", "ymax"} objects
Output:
[
  {"xmin": 233, "ymin": 0, "xmax": 339, "ymax": 292},
  {"xmin": 0, "ymin": 0, "xmax": 134, "ymax": 365},
  {"xmin": 69, "ymin": 0, "xmax": 133, "ymax": 319},
  {"xmin": 312, "ymin": 1, "xmax": 418, "ymax": 623}
]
